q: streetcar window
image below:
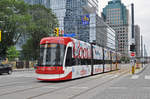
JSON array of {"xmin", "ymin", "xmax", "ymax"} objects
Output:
[
  {"xmin": 38, "ymin": 44, "xmax": 66, "ymax": 66},
  {"xmin": 65, "ymin": 47, "xmax": 72, "ymax": 66}
]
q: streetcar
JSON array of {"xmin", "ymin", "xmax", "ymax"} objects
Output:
[{"xmin": 36, "ymin": 37, "xmax": 121, "ymax": 81}]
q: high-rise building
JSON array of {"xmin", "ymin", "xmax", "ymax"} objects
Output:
[
  {"xmin": 64, "ymin": 0, "xmax": 100, "ymax": 42},
  {"xmin": 102, "ymin": 0, "xmax": 129, "ymax": 56},
  {"xmin": 90, "ymin": 13, "xmax": 116, "ymax": 50},
  {"xmin": 83, "ymin": 0, "xmax": 99, "ymax": 14},
  {"xmin": 24, "ymin": 0, "xmax": 66, "ymax": 31},
  {"xmin": 134, "ymin": 25, "xmax": 140, "ymax": 57},
  {"xmin": 23, "ymin": 0, "xmax": 116, "ymax": 51},
  {"xmin": 24, "ymin": 0, "xmax": 99, "ymax": 41}
]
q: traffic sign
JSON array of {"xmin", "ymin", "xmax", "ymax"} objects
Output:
[
  {"xmin": 63, "ymin": 33, "xmax": 76, "ymax": 37},
  {"xmin": 131, "ymin": 52, "xmax": 135, "ymax": 56},
  {"xmin": 81, "ymin": 14, "xmax": 90, "ymax": 25}
]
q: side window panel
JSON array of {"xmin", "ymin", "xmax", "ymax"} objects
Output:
[{"xmin": 65, "ymin": 47, "xmax": 72, "ymax": 66}]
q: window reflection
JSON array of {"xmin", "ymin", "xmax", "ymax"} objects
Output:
[{"xmin": 38, "ymin": 44, "xmax": 66, "ymax": 66}]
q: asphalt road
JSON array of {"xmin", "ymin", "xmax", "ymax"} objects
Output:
[{"xmin": 0, "ymin": 64, "xmax": 148, "ymax": 99}]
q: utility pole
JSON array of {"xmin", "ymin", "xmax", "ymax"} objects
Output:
[
  {"xmin": 131, "ymin": 3, "xmax": 136, "ymax": 74},
  {"xmin": 131, "ymin": 3, "xmax": 135, "ymax": 39}
]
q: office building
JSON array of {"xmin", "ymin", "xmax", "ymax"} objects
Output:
[
  {"xmin": 90, "ymin": 13, "xmax": 116, "ymax": 50},
  {"xmin": 102, "ymin": 0, "xmax": 129, "ymax": 56},
  {"xmin": 22, "ymin": 0, "xmax": 116, "ymax": 51}
]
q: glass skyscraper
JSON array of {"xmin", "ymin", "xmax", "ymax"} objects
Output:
[
  {"xmin": 102, "ymin": 0, "xmax": 129, "ymax": 56},
  {"xmin": 23, "ymin": 0, "xmax": 116, "ymax": 51},
  {"xmin": 24, "ymin": 0, "xmax": 66, "ymax": 32},
  {"xmin": 24, "ymin": 0, "xmax": 99, "ymax": 42},
  {"xmin": 64, "ymin": 0, "xmax": 90, "ymax": 42},
  {"xmin": 90, "ymin": 13, "xmax": 116, "ymax": 51}
]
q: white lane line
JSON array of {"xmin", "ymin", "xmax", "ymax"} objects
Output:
[
  {"xmin": 131, "ymin": 75, "xmax": 139, "ymax": 79},
  {"xmin": 110, "ymin": 75, "xmax": 119, "ymax": 79},
  {"xmin": 101, "ymin": 74, "xmax": 114, "ymax": 79},
  {"xmin": 109, "ymin": 87, "xmax": 127, "ymax": 89},
  {"xmin": 145, "ymin": 75, "xmax": 150, "ymax": 79},
  {"xmin": 42, "ymin": 86, "xmax": 60, "ymax": 89},
  {"xmin": 70, "ymin": 87, "xmax": 89, "ymax": 89}
]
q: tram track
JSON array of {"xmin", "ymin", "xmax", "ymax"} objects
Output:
[
  {"xmin": 0, "ymin": 71, "xmax": 38, "ymax": 88},
  {"xmin": 0, "ymin": 80, "xmax": 38, "ymax": 89},
  {"xmin": 69, "ymin": 69, "xmax": 129, "ymax": 99},
  {"xmin": 0, "ymin": 81, "xmax": 57, "ymax": 96},
  {"xmin": 0, "ymin": 68, "xmax": 129, "ymax": 98},
  {"xmin": 27, "ymin": 69, "xmax": 129, "ymax": 99}
]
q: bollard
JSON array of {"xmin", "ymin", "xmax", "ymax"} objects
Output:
[
  {"xmin": 132, "ymin": 65, "xmax": 135, "ymax": 74},
  {"xmin": 116, "ymin": 62, "xmax": 118, "ymax": 70}
]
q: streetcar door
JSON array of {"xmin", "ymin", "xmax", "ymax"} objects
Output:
[{"xmin": 65, "ymin": 47, "xmax": 72, "ymax": 67}]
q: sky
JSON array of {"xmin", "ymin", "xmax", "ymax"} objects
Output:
[{"xmin": 99, "ymin": 0, "xmax": 150, "ymax": 56}]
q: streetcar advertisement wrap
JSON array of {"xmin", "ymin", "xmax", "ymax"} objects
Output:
[
  {"xmin": 93, "ymin": 45, "xmax": 103, "ymax": 74},
  {"xmin": 72, "ymin": 65, "xmax": 91, "ymax": 79},
  {"xmin": 36, "ymin": 37, "xmax": 121, "ymax": 81},
  {"xmin": 93, "ymin": 45, "xmax": 103, "ymax": 60},
  {"xmin": 104, "ymin": 48, "xmax": 111, "ymax": 72},
  {"xmin": 72, "ymin": 38, "xmax": 91, "ymax": 59},
  {"xmin": 71, "ymin": 38, "xmax": 92, "ymax": 79},
  {"xmin": 112, "ymin": 51, "xmax": 117, "ymax": 70}
]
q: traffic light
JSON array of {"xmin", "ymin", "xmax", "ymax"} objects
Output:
[
  {"xmin": 130, "ymin": 44, "xmax": 136, "ymax": 52},
  {"xmin": 54, "ymin": 28, "xmax": 59, "ymax": 37}
]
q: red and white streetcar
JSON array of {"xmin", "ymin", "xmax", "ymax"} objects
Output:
[{"xmin": 36, "ymin": 37, "xmax": 121, "ymax": 81}]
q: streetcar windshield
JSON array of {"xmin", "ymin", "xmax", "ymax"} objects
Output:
[{"xmin": 38, "ymin": 44, "xmax": 66, "ymax": 66}]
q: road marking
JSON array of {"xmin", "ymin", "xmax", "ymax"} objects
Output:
[
  {"xmin": 109, "ymin": 87, "xmax": 127, "ymax": 89},
  {"xmin": 142, "ymin": 87, "xmax": 150, "ymax": 89},
  {"xmin": 145, "ymin": 75, "xmax": 150, "ymax": 79},
  {"xmin": 42, "ymin": 86, "xmax": 59, "ymax": 89},
  {"xmin": 101, "ymin": 74, "xmax": 114, "ymax": 79},
  {"xmin": 110, "ymin": 75, "xmax": 119, "ymax": 79},
  {"xmin": 70, "ymin": 87, "xmax": 89, "ymax": 89},
  {"xmin": 131, "ymin": 75, "xmax": 139, "ymax": 79}
]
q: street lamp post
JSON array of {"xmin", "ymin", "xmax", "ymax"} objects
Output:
[{"xmin": 131, "ymin": 3, "xmax": 136, "ymax": 74}]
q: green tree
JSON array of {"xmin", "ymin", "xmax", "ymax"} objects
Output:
[
  {"xmin": 7, "ymin": 46, "xmax": 20, "ymax": 61},
  {"xmin": 121, "ymin": 56, "xmax": 130, "ymax": 63},
  {"xmin": 22, "ymin": 4, "xmax": 58, "ymax": 60},
  {"xmin": 0, "ymin": 0, "xmax": 31, "ymax": 57}
]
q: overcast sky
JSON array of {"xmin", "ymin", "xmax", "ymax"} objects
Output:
[{"xmin": 99, "ymin": 0, "xmax": 150, "ymax": 56}]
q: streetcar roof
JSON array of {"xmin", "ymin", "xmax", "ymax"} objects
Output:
[{"xmin": 40, "ymin": 37, "xmax": 73, "ymax": 45}]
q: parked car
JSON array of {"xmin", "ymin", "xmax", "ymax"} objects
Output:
[{"xmin": 0, "ymin": 63, "xmax": 12, "ymax": 75}]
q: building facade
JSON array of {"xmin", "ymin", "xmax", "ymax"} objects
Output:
[
  {"xmin": 24, "ymin": 0, "xmax": 66, "ymax": 32},
  {"xmin": 64, "ymin": 0, "xmax": 89, "ymax": 42},
  {"xmin": 134, "ymin": 25, "xmax": 140, "ymax": 57},
  {"xmin": 102, "ymin": 0, "xmax": 129, "ymax": 56},
  {"xmin": 90, "ymin": 13, "xmax": 116, "ymax": 50},
  {"xmin": 23, "ymin": 0, "xmax": 116, "ymax": 51},
  {"xmin": 24, "ymin": 0, "xmax": 99, "ymax": 42}
]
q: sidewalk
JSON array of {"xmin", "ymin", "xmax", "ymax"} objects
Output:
[
  {"xmin": 135, "ymin": 64, "xmax": 148, "ymax": 74},
  {"xmin": 119, "ymin": 63, "xmax": 148, "ymax": 75},
  {"xmin": 13, "ymin": 68, "xmax": 35, "ymax": 72}
]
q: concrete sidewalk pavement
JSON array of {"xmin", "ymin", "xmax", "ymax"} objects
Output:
[{"xmin": 13, "ymin": 68, "xmax": 35, "ymax": 72}]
